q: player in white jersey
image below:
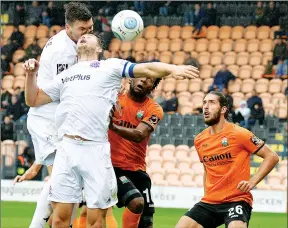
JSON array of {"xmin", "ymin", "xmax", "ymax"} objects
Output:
[
  {"xmin": 13, "ymin": 2, "xmax": 93, "ymax": 227},
  {"xmin": 23, "ymin": 33, "xmax": 199, "ymax": 227}
]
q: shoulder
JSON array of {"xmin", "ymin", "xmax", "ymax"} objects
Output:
[
  {"xmin": 195, "ymin": 127, "xmax": 209, "ymax": 143},
  {"xmin": 146, "ymin": 98, "xmax": 164, "ymax": 117},
  {"xmin": 230, "ymin": 123, "xmax": 251, "ymax": 137},
  {"xmin": 104, "ymin": 58, "xmax": 128, "ymax": 65}
]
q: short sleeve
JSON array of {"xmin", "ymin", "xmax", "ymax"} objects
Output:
[
  {"xmin": 237, "ymin": 128, "xmax": 265, "ymax": 154},
  {"xmin": 108, "ymin": 58, "xmax": 136, "ymax": 79},
  {"xmin": 41, "ymin": 75, "xmax": 62, "ymax": 101},
  {"xmin": 141, "ymin": 104, "xmax": 164, "ymax": 131},
  {"xmin": 194, "ymin": 136, "xmax": 203, "ymax": 162}
]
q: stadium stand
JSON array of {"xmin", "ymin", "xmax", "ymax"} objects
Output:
[{"xmin": 1, "ymin": 1, "xmax": 287, "ymax": 190}]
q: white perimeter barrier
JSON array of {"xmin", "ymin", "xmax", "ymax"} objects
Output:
[{"xmin": 1, "ymin": 180, "xmax": 286, "ymax": 213}]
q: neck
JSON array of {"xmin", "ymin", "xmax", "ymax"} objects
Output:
[
  {"xmin": 128, "ymin": 90, "xmax": 147, "ymax": 103},
  {"xmin": 65, "ymin": 29, "xmax": 77, "ymax": 44},
  {"xmin": 78, "ymin": 54, "xmax": 99, "ymax": 62},
  {"xmin": 210, "ymin": 118, "xmax": 227, "ymax": 135}
]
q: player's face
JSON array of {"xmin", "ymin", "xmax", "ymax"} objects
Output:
[
  {"xmin": 67, "ymin": 19, "xmax": 94, "ymax": 41},
  {"xmin": 202, "ymin": 94, "xmax": 224, "ymax": 126},
  {"xmin": 77, "ymin": 34, "xmax": 102, "ymax": 54},
  {"xmin": 130, "ymin": 78, "xmax": 155, "ymax": 96}
]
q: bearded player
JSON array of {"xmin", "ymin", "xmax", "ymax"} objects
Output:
[
  {"xmin": 176, "ymin": 91, "xmax": 279, "ymax": 228},
  {"xmin": 75, "ymin": 75, "xmax": 163, "ymax": 228}
]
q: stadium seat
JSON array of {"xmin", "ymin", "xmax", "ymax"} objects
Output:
[
  {"xmin": 212, "ymin": 65, "xmax": 223, "ymax": 76},
  {"xmin": 194, "ymin": 174, "xmax": 204, "ymax": 187},
  {"xmin": 249, "ymin": 52, "xmax": 262, "ymax": 66},
  {"xmin": 159, "ymin": 51, "xmax": 172, "ymax": 64},
  {"xmin": 175, "ymin": 79, "xmax": 189, "ymax": 92},
  {"xmin": 208, "ymin": 39, "xmax": 221, "ymax": 52},
  {"xmin": 282, "ymin": 79, "xmax": 287, "ymax": 93},
  {"xmin": 15, "ymin": 140, "xmax": 28, "ymax": 155},
  {"xmin": 181, "ymin": 26, "xmax": 193, "ymax": 40},
  {"xmin": 255, "ymin": 78, "xmax": 269, "ymax": 93},
  {"xmin": 259, "ymin": 39, "xmax": 273, "ymax": 52},
  {"xmin": 149, "ymin": 157, "xmax": 163, "ymax": 170},
  {"xmin": 241, "ymin": 78, "xmax": 255, "ymax": 93},
  {"xmin": 223, "ymin": 51, "xmax": 236, "ymax": 65},
  {"xmin": 12, "ymin": 50, "xmax": 26, "ymax": 64},
  {"xmin": 157, "ymin": 26, "xmax": 169, "ymax": 39},
  {"xmin": 2, "ymin": 75, "xmax": 14, "ymax": 90},
  {"xmin": 169, "ymin": 26, "xmax": 181, "ymax": 39},
  {"xmin": 210, "ymin": 52, "xmax": 223, "ymax": 66},
  {"xmin": 202, "ymin": 78, "xmax": 213, "ymax": 92},
  {"xmin": 36, "ymin": 28, "xmax": 48, "ymax": 39},
  {"xmin": 268, "ymin": 79, "xmax": 282, "ymax": 94},
  {"xmin": 178, "ymin": 103, "xmax": 193, "ymax": 115},
  {"xmin": 144, "ymin": 25, "xmax": 157, "ymax": 39},
  {"xmin": 231, "ymin": 92, "xmax": 245, "ymax": 108},
  {"xmin": 227, "ymin": 65, "xmax": 239, "ymax": 77},
  {"xmin": 109, "ymin": 39, "xmax": 121, "ymax": 52},
  {"xmin": 262, "ymin": 52, "xmax": 273, "ymax": 65},
  {"xmin": 199, "ymin": 65, "xmax": 212, "ymax": 79},
  {"xmin": 172, "ymin": 51, "xmax": 185, "ymax": 65},
  {"xmin": 244, "ymin": 25, "xmax": 257, "ymax": 39},
  {"xmin": 169, "ymin": 114, "xmax": 183, "ymax": 126},
  {"xmin": 191, "ymin": 92, "xmax": 205, "ymax": 108},
  {"xmin": 218, "ymin": 26, "xmax": 231, "ymax": 39},
  {"xmin": 49, "ymin": 25, "xmax": 62, "ymax": 37},
  {"xmin": 267, "ymin": 173, "xmax": 282, "ymax": 185},
  {"xmin": 158, "ymin": 38, "xmax": 170, "ymax": 52},
  {"xmin": 161, "ymin": 148, "xmax": 175, "ymax": 160},
  {"xmin": 252, "ymin": 65, "xmax": 265, "ymax": 79},
  {"xmin": 206, "ymin": 26, "xmax": 219, "ymax": 39},
  {"xmin": 259, "ymin": 92, "xmax": 272, "ymax": 105},
  {"xmin": 183, "ymin": 115, "xmax": 196, "ymax": 128},
  {"xmin": 198, "ymin": 52, "xmax": 210, "ymax": 65},
  {"xmin": 163, "ymin": 158, "xmax": 176, "ymax": 169},
  {"xmin": 163, "ymin": 78, "xmax": 176, "ymax": 92},
  {"xmin": 231, "ymin": 26, "xmax": 244, "ymax": 40},
  {"xmin": 234, "ymin": 39, "xmax": 247, "ymax": 53},
  {"xmin": 220, "ymin": 39, "xmax": 233, "ymax": 52},
  {"xmin": 133, "ymin": 38, "xmax": 146, "ymax": 52},
  {"xmin": 272, "ymin": 93, "xmax": 286, "ymax": 105},
  {"xmin": 37, "ymin": 37, "xmax": 49, "ymax": 49},
  {"xmin": 269, "ymin": 25, "xmax": 280, "ymax": 39},
  {"xmin": 162, "ymin": 144, "xmax": 176, "ymax": 152},
  {"xmin": 178, "ymin": 92, "xmax": 191, "ymax": 105},
  {"xmin": 120, "ymin": 41, "xmax": 132, "ymax": 52},
  {"xmin": 247, "ymin": 39, "xmax": 259, "ymax": 52},
  {"xmin": 276, "ymin": 104, "xmax": 288, "ymax": 119},
  {"xmin": 145, "ymin": 38, "xmax": 158, "ymax": 52},
  {"xmin": 236, "ymin": 52, "xmax": 249, "ymax": 66},
  {"xmin": 195, "ymin": 39, "xmax": 208, "ymax": 52},
  {"xmin": 183, "ymin": 38, "xmax": 196, "ymax": 52},
  {"xmin": 13, "ymin": 62, "xmax": 25, "ymax": 76},
  {"xmin": 13, "ymin": 76, "xmax": 25, "ymax": 89},
  {"xmin": 188, "ymin": 78, "xmax": 202, "ymax": 93},
  {"xmin": 257, "ymin": 26, "xmax": 270, "ymax": 40},
  {"xmin": 2, "ymin": 25, "xmax": 14, "ymax": 39},
  {"xmin": 170, "ymin": 39, "xmax": 182, "ymax": 52},
  {"xmin": 228, "ymin": 78, "xmax": 242, "ymax": 93}
]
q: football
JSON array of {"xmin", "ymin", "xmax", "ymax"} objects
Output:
[{"xmin": 111, "ymin": 10, "xmax": 144, "ymax": 41}]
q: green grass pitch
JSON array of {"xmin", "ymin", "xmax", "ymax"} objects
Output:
[{"xmin": 1, "ymin": 201, "xmax": 287, "ymax": 228}]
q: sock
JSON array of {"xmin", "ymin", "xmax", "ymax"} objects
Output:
[
  {"xmin": 122, "ymin": 208, "xmax": 142, "ymax": 228},
  {"xmin": 73, "ymin": 216, "xmax": 87, "ymax": 228},
  {"xmin": 29, "ymin": 179, "xmax": 52, "ymax": 228},
  {"xmin": 106, "ymin": 214, "xmax": 118, "ymax": 228}
]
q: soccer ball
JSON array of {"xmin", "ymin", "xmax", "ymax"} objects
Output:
[{"xmin": 111, "ymin": 10, "xmax": 144, "ymax": 41}]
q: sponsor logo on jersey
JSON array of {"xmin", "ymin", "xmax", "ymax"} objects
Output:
[
  {"xmin": 202, "ymin": 152, "xmax": 233, "ymax": 166},
  {"xmin": 61, "ymin": 74, "xmax": 91, "ymax": 83},
  {"xmin": 136, "ymin": 110, "xmax": 144, "ymax": 120},
  {"xmin": 222, "ymin": 137, "xmax": 229, "ymax": 147},
  {"xmin": 251, "ymin": 135, "xmax": 262, "ymax": 147},
  {"xmin": 115, "ymin": 120, "xmax": 136, "ymax": 129},
  {"xmin": 90, "ymin": 61, "xmax": 100, "ymax": 68},
  {"xmin": 57, "ymin": 64, "xmax": 68, "ymax": 74}
]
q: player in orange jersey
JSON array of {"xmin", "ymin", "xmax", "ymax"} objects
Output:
[
  {"xmin": 76, "ymin": 76, "xmax": 163, "ymax": 228},
  {"xmin": 176, "ymin": 91, "xmax": 279, "ymax": 228}
]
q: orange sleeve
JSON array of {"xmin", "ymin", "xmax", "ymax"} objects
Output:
[
  {"xmin": 194, "ymin": 135, "xmax": 203, "ymax": 162},
  {"xmin": 142, "ymin": 103, "xmax": 164, "ymax": 131},
  {"xmin": 237, "ymin": 128, "xmax": 265, "ymax": 154}
]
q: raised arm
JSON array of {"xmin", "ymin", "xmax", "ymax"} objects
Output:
[
  {"xmin": 24, "ymin": 59, "xmax": 53, "ymax": 107},
  {"xmin": 133, "ymin": 62, "xmax": 199, "ymax": 80}
]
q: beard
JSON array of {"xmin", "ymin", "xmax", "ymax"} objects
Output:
[
  {"xmin": 204, "ymin": 109, "xmax": 221, "ymax": 126},
  {"xmin": 77, "ymin": 45, "xmax": 96, "ymax": 58}
]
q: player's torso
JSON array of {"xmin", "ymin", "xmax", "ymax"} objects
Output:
[
  {"xmin": 109, "ymin": 94, "xmax": 152, "ymax": 171},
  {"xmin": 29, "ymin": 30, "xmax": 77, "ymax": 119}
]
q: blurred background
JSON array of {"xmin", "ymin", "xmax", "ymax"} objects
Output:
[{"xmin": 1, "ymin": 1, "xmax": 287, "ymax": 227}]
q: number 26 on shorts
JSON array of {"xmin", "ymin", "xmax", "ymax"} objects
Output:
[{"xmin": 228, "ymin": 205, "xmax": 243, "ymax": 217}]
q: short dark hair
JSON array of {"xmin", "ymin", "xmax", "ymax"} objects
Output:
[
  {"xmin": 65, "ymin": 2, "xmax": 92, "ymax": 25},
  {"xmin": 207, "ymin": 91, "xmax": 229, "ymax": 119}
]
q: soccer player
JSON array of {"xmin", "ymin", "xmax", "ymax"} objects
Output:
[
  {"xmin": 76, "ymin": 76, "xmax": 163, "ymax": 228},
  {"xmin": 23, "ymin": 34, "xmax": 199, "ymax": 227},
  {"xmin": 13, "ymin": 2, "xmax": 93, "ymax": 227},
  {"xmin": 175, "ymin": 91, "xmax": 279, "ymax": 228}
]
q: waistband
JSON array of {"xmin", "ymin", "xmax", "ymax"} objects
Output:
[{"xmin": 62, "ymin": 135, "xmax": 109, "ymax": 145}]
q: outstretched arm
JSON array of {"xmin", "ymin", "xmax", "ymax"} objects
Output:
[
  {"xmin": 24, "ymin": 59, "xmax": 53, "ymax": 107},
  {"xmin": 132, "ymin": 62, "xmax": 199, "ymax": 80},
  {"xmin": 14, "ymin": 162, "xmax": 43, "ymax": 184}
]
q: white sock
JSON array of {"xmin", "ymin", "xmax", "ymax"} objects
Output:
[{"xmin": 29, "ymin": 179, "xmax": 52, "ymax": 228}]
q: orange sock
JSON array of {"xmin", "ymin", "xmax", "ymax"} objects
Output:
[
  {"xmin": 122, "ymin": 208, "xmax": 142, "ymax": 228},
  {"xmin": 106, "ymin": 214, "xmax": 118, "ymax": 228},
  {"xmin": 73, "ymin": 216, "xmax": 86, "ymax": 228}
]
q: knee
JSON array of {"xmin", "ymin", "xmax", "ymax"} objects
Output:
[
  {"xmin": 228, "ymin": 221, "xmax": 247, "ymax": 228},
  {"xmin": 52, "ymin": 214, "xmax": 70, "ymax": 227},
  {"xmin": 127, "ymin": 197, "xmax": 145, "ymax": 214}
]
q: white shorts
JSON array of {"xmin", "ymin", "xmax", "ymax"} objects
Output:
[
  {"xmin": 48, "ymin": 137, "xmax": 118, "ymax": 209},
  {"xmin": 27, "ymin": 115, "xmax": 58, "ymax": 166}
]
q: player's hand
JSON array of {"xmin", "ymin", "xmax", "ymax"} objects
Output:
[
  {"xmin": 13, "ymin": 175, "xmax": 26, "ymax": 185},
  {"xmin": 237, "ymin": 180, "xmax": 255, "ymax": 193},
  {"xmin": 171, "ymin": 65, "xmax": 199, "ymax": 80},
  {"xmin": 23, "ymin": 58, "xmax": 39, "ymax": 74}
]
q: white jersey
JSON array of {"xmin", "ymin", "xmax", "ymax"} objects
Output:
[
  {"xmin": 28, "ymin": 30, "xmax": 77, "ymax": 120},
  {"xmin": 42, "ymin": 58, "xmax": 136, "ymax": 142}
]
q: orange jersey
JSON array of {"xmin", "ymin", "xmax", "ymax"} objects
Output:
[
  {"xmin": 109, "ymin": 93, "xmax": 163, "ymax": 171},
  {"xmin": 194, "ymin": 122, "xmax": 265, "ymax": 206}
]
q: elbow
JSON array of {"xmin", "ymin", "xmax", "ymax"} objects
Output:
[
  {"xmin": 133, "ymin": 132, "xmax": 146, "ymax": 143},
  {"xmin": 25, "ymin": 100, "xmax": 36, "ymax": 107},
  {"xmin": 272, "ymin": 153, "xmax": 280, "ymax": 165}
]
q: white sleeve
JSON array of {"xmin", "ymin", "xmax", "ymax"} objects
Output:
[
  {"xmin": 41, "ymin": 75, "xmax": 62, "ymax": 101},
  {"xmin": 108, "ymin": 58, "xmax": 136, "ymax": 79}
]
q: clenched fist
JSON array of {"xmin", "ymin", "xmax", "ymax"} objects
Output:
[{"xmin": 23, "ymin": 58, "xmax": 39, "ymax": 74}]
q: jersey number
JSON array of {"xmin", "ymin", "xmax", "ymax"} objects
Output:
[
  {"xmin": 143, "ymin": 188, "xmax": 152, "ymax": 204},
  {"xmin": 228, "ymin": 205, "xmax": 243, "ymax": 217}
]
